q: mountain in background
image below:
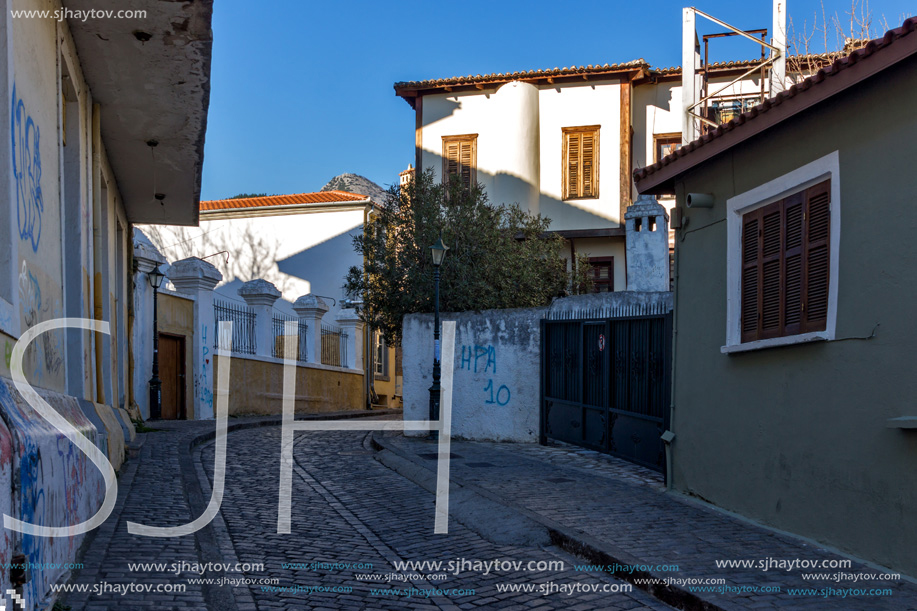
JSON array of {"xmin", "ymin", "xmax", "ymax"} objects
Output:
[{"xmin": 321, "ymin": 173, "xmax": 388, "ymax": 203}]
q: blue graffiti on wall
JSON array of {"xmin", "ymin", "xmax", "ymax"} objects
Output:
[
  {"xmin": 459, "ymin": 344, "xmax": 511, "ymax": 406},
  {"xmin": 459, "ymin": 345, "xmax": 497, "ymax": 374},
  {"xmin": 12, "ymin": 83, "xmax": 44, "ymax": 252}
]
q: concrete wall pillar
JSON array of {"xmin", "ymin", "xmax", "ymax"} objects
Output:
[
  {"xmin": 168, "ymin": 257, "xmax": 222, "ymax": 420},
  {"xmin": 335, "ymin": 308, "xmax": 365, "ymax": 371},
  {"xmin": 293, "ymin": 294, "xmax": 329, "ymax": 364},
  {"xmin": 130, "ymin": 230, "xmax": 167, "ymax": 420},
  {"xmin": 625, "ymin": 194, "xmax": 670, "ymax": 292},
  {"xmin": 238, "ymin": 279, "xmax": 281, "ymax": 358}
]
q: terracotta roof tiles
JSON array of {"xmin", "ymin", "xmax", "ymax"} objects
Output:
[
  {"xmin": 200, "ymin": 190, "xmax": 369, "ymax": 212},
  {"xmin": 394, "ymin": 59, "xmax": 648, "ymax": 92}
]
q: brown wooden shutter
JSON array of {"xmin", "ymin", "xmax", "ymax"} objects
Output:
[
  {"xmin": 442, "ymin": 135, "xmax": 477, "ymax": 189},
  {"xmin": 562, "ymin": 126, "xmax": 599, "ymax": 199},
  {"xmin": 566, "ymin": 133, "xmax": 580, "ymax": 198},
  {"xmin": 802, "ymin": 180, "xmax": 830, "ymax": 332},
  {"xmin": 740, "ymin": 178, "xmax": 830, "ymax": 343},
  {"xmin": 782, "ymin": 191, "xmax": 805, "ymax": 336},
  {"xmin": 759, "ymin": 201, "xmax": 783, "ymax": 339},
  {"xmin": 444, "ymin": 141, "xmax": 459, "ymax": 179},
  {"xmin": 741, "ymin": 210, "xmax": 760, "ymax": 342},
  {"xmin": 581, "ymin": 132, "xmax": 596, "ymax": 197},
  {"xmin": 459, "ymin": 140, "xmax": 474, "ymax": 189}
]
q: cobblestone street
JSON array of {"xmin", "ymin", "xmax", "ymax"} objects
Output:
[
  {"xmin": 198, "ymin": 424, "xmax": 670, "ymax": 610},
  {"xmin": 61, "ymin": 413, "xmax": 917, "ymax": 611},
  {"xmin": 64, "ymin": 417, "xmax": 672, "ymax": 610}
]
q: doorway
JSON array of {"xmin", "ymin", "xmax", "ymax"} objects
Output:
[{"xmin": 159, "ymin": 333, "xmax": 186, "ymax": 420}]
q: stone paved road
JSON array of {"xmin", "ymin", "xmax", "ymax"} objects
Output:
[
  {"xmin": 197, "ymin": 424, "xmax": 673, "ymax": 611},
  {"xmin": 380, "ymin": 433, "xmax": 917, "ymax": 611},
  {"xmin": 63, "ymin": 417, "xmax": 673, "ymax": 610},
  {"xmin": 63, "ymin": 420, "xmax": 214, "ymax": 611}
]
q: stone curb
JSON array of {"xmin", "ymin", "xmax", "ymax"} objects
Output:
[{"xmin": 370, "ymin": 431, "xmax": 728, "ymax": 611}]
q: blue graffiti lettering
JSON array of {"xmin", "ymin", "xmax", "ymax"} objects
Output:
[
  {"xmin": 483, "ymin": 379, "xmax": 511, "ymax": 406},
  {"xmin": 12, "ymin": 84, "xmax": 43, "ymax": 252},
  {"xmin": 462, "ymin": 344, "xmax": 496, "ymax": 373}
]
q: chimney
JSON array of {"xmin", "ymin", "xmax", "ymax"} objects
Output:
[{"xmin": 625, "ymin": 194, "xmax": 670, "ymax": 292}]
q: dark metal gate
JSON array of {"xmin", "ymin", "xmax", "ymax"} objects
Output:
[{"xmin": 540, "ymin": 310, "xmax": 672, "ymax": 472}]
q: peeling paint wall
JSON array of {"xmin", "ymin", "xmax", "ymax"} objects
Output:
[
  {"xmin": 403, "ymin": 292, "xmax": 674, "ymax": 442},
  {"xmin": 0, "ymin": 1, "xmax": 138, "ymax": 607},
  {"xmin": 404, "ymin": 307, "xmax": 544, "ymax": 442}
]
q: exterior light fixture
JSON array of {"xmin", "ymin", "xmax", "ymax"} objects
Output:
[
  {"xmin": 148, "ymin": 264, "xmax": 166, "ymax": 418},
  {"xmin": 428, "ymin": 236, "xmax": 448, "ymax": 438}
]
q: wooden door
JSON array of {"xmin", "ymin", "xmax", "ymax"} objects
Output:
[{"xmin": 159, "ymin": 334, "xmax": 185, "ymax": 420}]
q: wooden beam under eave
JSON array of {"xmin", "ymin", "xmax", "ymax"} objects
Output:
[
  {"xmin": 475, "ymin": 83, "xmax": 485, "ymax": 90},
  {"xmin": 414, "ymin": 96, "xmax": 423, "ymax": 173},
  {"xmin": 619, "ymin": 80, "xmax": 633, "ymax": 224}
]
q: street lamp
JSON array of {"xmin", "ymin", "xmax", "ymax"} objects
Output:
[
  {"xmin": 428, "ymin": 237, "xmax": 449, "ymax": 439},
  {"xmin": 148, "ymin": 265, "xmax": 166, "ymax": 420}
]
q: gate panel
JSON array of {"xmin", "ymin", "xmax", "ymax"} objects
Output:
[
  {"xmin": 582, "ymin": 322, "xmax": 607, "ymax": 408},
  {"xmin": 542, "ymin": 312, "xmax": 672, "ymax": 473}
]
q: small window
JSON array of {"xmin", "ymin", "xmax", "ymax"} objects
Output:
[
  {"xmin": 373, "ymin": 331, "xmax": 388, "ymax": 377},
  {"xmin": 741, "ymin": 179, "xmax": 830, "ymax": 343},
  {"xmin": 654, "ymin": 133, "xmax": 682, "ymax": 164},
  {"xmin": 588, "ymin": 256, "xmax": 614, "ymax": 293},
  {"xmin": 562, "ymin": 126, "xmax": 600, "ymax": 200},
  {"xmin": 442, "ymin": 134, "xmax": 477, "ymax": 189}
]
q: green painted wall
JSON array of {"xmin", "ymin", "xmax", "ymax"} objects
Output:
[{"xmin": 671, "ymin": 54, "xmax": 917, "ymax": 575}]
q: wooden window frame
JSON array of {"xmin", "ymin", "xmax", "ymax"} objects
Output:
[
  {"xmin": 654, "ymin": 134, "xmax": 681, "ymax": 200},
  {"xmin": 723, "ymin": 151, "xmax": 840, "ymax": 354},
  {"xmin": 373, "ymin": 331, "xmax": 389, "ymax": 379},
  {"xmin": 653, "ymin": 133, "xmax": 682, "ymax": 164},
  {"xmin": 562, "ymin": 125, "xmax": 600, "ymax": 201},
  {"xmin": 442, "ymin": 134, "xmax": 477, "ymax": 189},
  {"xmin": 588, "ymin": 256, "xmax": 614, "ymax": 293}
]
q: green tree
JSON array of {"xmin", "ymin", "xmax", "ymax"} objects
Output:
[{"xmin": 345, "ymin": 168, "xmax": 588, "ymax": 345}]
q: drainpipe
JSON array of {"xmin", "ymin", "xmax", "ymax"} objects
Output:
[{"xmin": 664, "ymin": 196, "xmax": 682, "ymax": 491}]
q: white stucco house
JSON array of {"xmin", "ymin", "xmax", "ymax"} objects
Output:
[
  {"xmin": 139, "ymin": 190, "xmax": 374, "ymax": 316},
  {"xmin": 137, "ymin": 191, "xmax": 402, "ymax": 408},
  {"xmin": 394, "ymin": 57, "xmax": 806, "ymax": 290}
]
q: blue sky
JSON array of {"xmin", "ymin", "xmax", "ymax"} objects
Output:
[{"xmin": 199, "ymin": 0, "xmax": 913, "ymax": 200}]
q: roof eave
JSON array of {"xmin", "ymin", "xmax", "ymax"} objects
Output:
[
  {"xmin": 66, "ymin": 0, "xmax": 214, "ymax": 227},
  {"xmin": 394, "ymin": 66, "xmax": 646, "ymax": 101}
]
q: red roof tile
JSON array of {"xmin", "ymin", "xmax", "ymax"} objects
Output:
[
  {"xmin": 200, "ymin": 190, "xmax": 369, "ymax": 212},
  {"xmin": 634, "ymin": 17, "xmax": 917, "ymax": 191},
  {"xmin": 394, "ymin": 54, "xmax": 841, "ymax": 100},
  {"xmin": 395, "ymin": 59, "xmax": 649, "ymax": 95}
]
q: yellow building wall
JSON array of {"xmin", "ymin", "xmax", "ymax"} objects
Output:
[
  {"xmin": 156, "ymin": 292, "xmax": 195, "ymax": 419},
  {"xmin": 213, "ymin": 354, "xmax": 364, "ymax": 416}
]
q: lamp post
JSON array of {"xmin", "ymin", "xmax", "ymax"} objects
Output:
[
  {"xmin": 428, "ymin": 237, "xmax": 449, "ymax": 439},
  {"xmin": 148, "ymin": 265, "xmax": 166, "ymax": 420}
]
